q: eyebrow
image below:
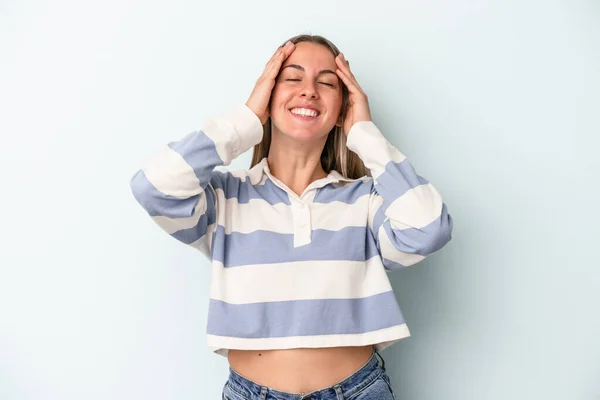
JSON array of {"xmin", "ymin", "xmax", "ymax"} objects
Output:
[{"xmin": 281, "ymin": 64, "xmax": 337, "ymax": 76}]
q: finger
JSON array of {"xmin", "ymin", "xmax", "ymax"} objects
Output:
[
  {"xmin": 335, "ymin": 67, "xmax": 354, "ymax": 90},
  {"xmin": 264, "ymin": 42, "xmax": 293, "ymax": 73},
  {"xmin": 260, "ymin": 49, "xmax": 285, "ymax": 83},
  {"xmin": 265, "ymin": 46, "xmax": 284, "ymax": 69},
  {"xmin": 336, "ymin": 67, "xmax": 364, "ymax": 95},
  {"xmin": 336, "ymin": 54, "xmax": 359, "ymax": 84},
  {"xmin": 266, "ymin": 43, "xmax": 295, "ymax": 79},
  {"xmin": 266, "ymin": 41, "xmax": 295, "ymax": 68},
  {"xmin": 336, "ymin": 65, "xmax": 364, "ymax": 96},
  {"xmin": 266, "ymin": 41, "xmax": 290, "ymax": 65}
]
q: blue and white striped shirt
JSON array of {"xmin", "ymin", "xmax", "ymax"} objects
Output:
[{"xmin": 130, "ymin": 104, "xmax": 453, "ymax": 357}]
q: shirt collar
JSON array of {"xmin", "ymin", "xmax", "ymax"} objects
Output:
[{"xmin": 250, "ymin": 156, "xmax": 362, "ymax": 186}]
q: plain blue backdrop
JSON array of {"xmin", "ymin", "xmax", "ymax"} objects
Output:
[{"xmin": 0, "ymin": 0, "xmax": 598, "ymax": 399}]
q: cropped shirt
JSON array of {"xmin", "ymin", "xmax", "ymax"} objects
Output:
[{"xmin": 130, "ymin": 104, "xmax": 453, "ymax": 357}]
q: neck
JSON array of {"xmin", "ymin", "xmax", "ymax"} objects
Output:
[{"xmin": 267, "ymin": 127, "xmax": 329, "ymax": 196}]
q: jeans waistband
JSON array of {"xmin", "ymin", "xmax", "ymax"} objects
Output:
[{"xmin": 226, "ymin": 347, "xmax": 387, "ymax": 400}]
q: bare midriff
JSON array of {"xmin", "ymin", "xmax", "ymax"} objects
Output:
[{"xmin": 227, "ymin": 345, "xmax": 375, "ymax": 394}]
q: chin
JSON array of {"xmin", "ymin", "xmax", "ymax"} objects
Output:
[
  {"xmin": 280, "ymin": 125, "xmax": 331, "ymax": 141},
  {"xmin": 273, "ymin": 119, "xmax": 334, "ymax": 141}
]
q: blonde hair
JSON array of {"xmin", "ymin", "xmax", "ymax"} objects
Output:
[{"xmin": 249, "ymin": 34, "xmax": 370, "ymax": 179}]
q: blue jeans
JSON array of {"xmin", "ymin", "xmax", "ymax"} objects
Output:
[{"xmin": 222, "ymin": 348, "xmax": 397, "ymax": 400}]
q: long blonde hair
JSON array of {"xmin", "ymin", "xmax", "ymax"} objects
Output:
[{"xmin": 249, "ymin": 34, "xmax": 370, "ymax": 179}]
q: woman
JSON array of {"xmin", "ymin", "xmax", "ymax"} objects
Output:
[{"xmin": 130, "ymin": 34, "xmax": 453, "ymax": 400}]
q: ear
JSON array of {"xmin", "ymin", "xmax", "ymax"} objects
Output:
[{"xmin": 335, "ymin": 114, "xmax": 343, "ymax": 127}]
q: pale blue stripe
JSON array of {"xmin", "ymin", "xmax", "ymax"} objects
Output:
[
  {"xmin": 376, "ymin": 159, "xmax": 430, "ymax": 215},
  {"xmin": 130, "ymin": 169, "xmax": 219, "ymax": 244},
  {"xmin": 313, "ymin": 180, "xmax": 371, "ymax": 204},
  {"xmin": 167, "ymin": 130, "xmax": 224, "ymax": 186},
  {"xmin": 130, "ymin": 169, "xmax": 205, "ymax": 218},
  {"xmin": 381, "ymin": 203, "xmax": 453, "ymax": 256},
  {"xmin": 211, "ymin": 171, "xmax": 291, "ymax": 205},
  {"xmin": 169, "ymin": 185, "xmax": 218, "ymax": 244},
  {"xmin": 207, "ymin": 290, "xmax": 405, "ymax": 338},
  {"xmin": 211, "ymin": 225, "xmax": 380, "ymax": 268},
  {"xmin": 382, "ymin": 257, "xmax": 410, "ymax": 271},
  {"xmin": 371, "ymin": 203, "xmax": 386, "ymax": 245}
]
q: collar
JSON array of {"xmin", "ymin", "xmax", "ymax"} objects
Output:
[{"xmin": 247, "ymin": 156, "xmax": 363, "ymax": 188}]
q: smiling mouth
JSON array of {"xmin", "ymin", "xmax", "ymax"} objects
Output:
[{"xmin": 289, "ymin": 108, "xmax": 321, "ymax": 121}]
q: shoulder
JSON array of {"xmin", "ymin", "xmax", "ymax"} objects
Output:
[
  {"xmin": 315, "ymin": 175, "xmax": 374, "ymax": 205},
  {"xmin": 208, "ymin": 165, "xmax": 266, "ymax": 199}
]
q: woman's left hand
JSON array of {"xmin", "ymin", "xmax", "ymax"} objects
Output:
[{"xmin": 335, "ymin": 53, "xmax": 372, "ymax": 136}]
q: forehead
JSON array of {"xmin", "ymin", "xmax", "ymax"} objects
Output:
[{"xmin": 282, "ymin": 42, "xmax": 336, "ymax": 70}]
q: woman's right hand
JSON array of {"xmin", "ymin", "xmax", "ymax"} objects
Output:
[{"xmin": 246, "ymin": 40, "xmax": 296, "ymax": 125}]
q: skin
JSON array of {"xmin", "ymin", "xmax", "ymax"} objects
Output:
[
  {"xmin": 245, "ymin": 40, "xmax": 372, "ymax": 196},
  {"xmin": 229, "ymin": 42, "xmax": 377, "ymax": 394}
]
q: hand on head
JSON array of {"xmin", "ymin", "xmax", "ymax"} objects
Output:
[{"xmin": 246, "ymin": 41, "xmax": 296, "ymax": 125}]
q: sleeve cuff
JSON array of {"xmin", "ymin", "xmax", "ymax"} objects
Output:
[
  {"xmin": 218, "ymin": 104, "xmax": 265, "ymax": 158},
  {"xmin": 345, "ymin": 120, "xmax": 384, "ymax": 157},
  {"xmin": 345, "ymin": 120, "xmax": 408, "ymax": 179}
]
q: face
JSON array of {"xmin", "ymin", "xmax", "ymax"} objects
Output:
[{"xmin": 269, "ymin": 42, "xmax": 343, "ymax": 140}]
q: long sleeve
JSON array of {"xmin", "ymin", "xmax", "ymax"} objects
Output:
[
  {"xmin": 129, "ymin": 104, "xmax": 264, "ymax": 259},
  {"xmin": 345, "ymin": 120, "xmax": 453, "ymax": 270}
]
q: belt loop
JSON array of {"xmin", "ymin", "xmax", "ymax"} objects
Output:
[
  {"xmin": 333, "ymin": 383, "xmax": 344, "ymax": 400},
  {"xmin": 374, "ymin": 347, "xmax": 386, "ymax": 372},
  {"xmin": 259, "ymin": 386, "xmax": 268, "ymax": 400}
]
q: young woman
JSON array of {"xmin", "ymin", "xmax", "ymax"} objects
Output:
[{"xmin": 130, "ymin": 34, "xmax": 453, "ymax": 400}]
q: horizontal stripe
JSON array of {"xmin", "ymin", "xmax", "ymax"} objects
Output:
[
  {"xmin": 213, "ymin": 188, "xmax": 371, "ymax": 235},
  {"xmin": 130, "ymin": 168, "xmax": 206, "ymax": 219},
  {"xmin": 139, "ymin": 144, "xmax": 204, "ymax": 198},
  {"xmin": 378, "ymin": 211, "xmax": 449, "ymax": 257},
  {"xmin": 375, "ymin": 158, "xmax": 430, "ymax": 208},
  {"xmin": 378, "ymin": 223, "xmax": 426, "ymax": 269},
  {"xmin": 167, "ymin": 130, "xmax": 224, "ymax": 185},
  {"xmin": 209, "ymin": 256, "xmax": 392, "ymax": 304},
  {"xmin": 211, "ymin": 170, "xmax": 291, "ymax": 205},
  {"xmin": 201, "ymin": 104, "xmax": 264, "ymax": 163},
  {"xmin": 345, "ymin": 121, "xmax": 408, "ymax": 179},
  {"xmin": 384, "ymin": 203, "xmax": 452, "ymax": 255},
  {"xmin": 211, "ymin": 225, "xmax": 380, "ymax": 268},
  {"xmin": 208, "ymin": 324, "xmax": 410, "ymax": 356},
  {"xmin": 313, "ymin": 179, "xmax": 372, "ymax": 204},
  {"xmin": 206, "ymin": 290, "xmax": 405, "ymax": 338},
  {"xmin": 385, "ymin": 183, "xmax": 444, "ymax": 230}
]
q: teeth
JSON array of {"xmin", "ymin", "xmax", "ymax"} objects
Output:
[{"xmin": 291, "ymin": 107, "xmax": 319, "ymax": 117}]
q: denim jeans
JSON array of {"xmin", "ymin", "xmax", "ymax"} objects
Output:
[{"xmin": 222, "ymin": 347, "xmax": 397, "ymax": 400}]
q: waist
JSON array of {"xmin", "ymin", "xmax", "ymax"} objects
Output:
[{"xmin": 227, "ymin": 345, "xmax": 375, "ymax": 393}]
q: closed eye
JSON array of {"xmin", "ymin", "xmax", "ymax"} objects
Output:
[{"xmin": 285, "ymin": 79, "xmax": 335, "ymax": 87}]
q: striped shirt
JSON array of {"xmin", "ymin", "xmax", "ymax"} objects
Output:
[{"xmin": 130, "ymin": 104, "xmax": 454, "ymax": 357}]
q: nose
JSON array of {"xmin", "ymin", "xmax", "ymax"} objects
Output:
[{"xmin": 299, "ymin": 80, "xmax": 318, "ymax": 99}]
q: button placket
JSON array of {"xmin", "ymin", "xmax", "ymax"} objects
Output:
[{"xmin": 293, "ymin": 202, "xmax": 312, "ymax": 247}]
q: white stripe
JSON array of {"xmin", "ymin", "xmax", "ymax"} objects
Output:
[
  {"xmin": 386, "ymin": 183, "xmax": 443, "ymax": 230},
  {"xmin": 209, "ymin": 256, "xmax": 393, "ymax": 304},
  {"xmin": 378, "ymin": 225, "xmax": 426, "ymax": 267},
  {"xmin": 189, "ymin": 221, "xmax": 217, "ymax": 256},
  {"xmin": 214, "ymin": 188, "xmax": 371, "ymax": 235},
  {"xmin": 203, "ymin": 118, "xmax": 241, "ymax": 165},
  {"xmin": 368, "ymin": 194, "xmax": 384, "ymax": 230},
  {"xmin": 150, "ymin": 193, "xmax": 207, "ymax": 234},
  {"xmin": 208, "ymin": 324, "xmax": 411, "ymax": 357},
  {"xmin": 345, "ymin": 121, "xmax": 407, "ymax": 179},
  {"xmin": 141, "ymin": 145, "xmax": 202, "ymax": 198}
]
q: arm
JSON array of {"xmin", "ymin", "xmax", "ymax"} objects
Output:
[
  {"xmin": 345, "ymin": 121, "xmax": 453, "ymax": 270},
  {"xmin": 129, "ymin": 104, "xmax": 263, "ymax": 259}
]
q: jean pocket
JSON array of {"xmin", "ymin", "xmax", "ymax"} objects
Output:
[{"xmin": 222, "ymin": 381, "xmax": 250, "ymax": 400}]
